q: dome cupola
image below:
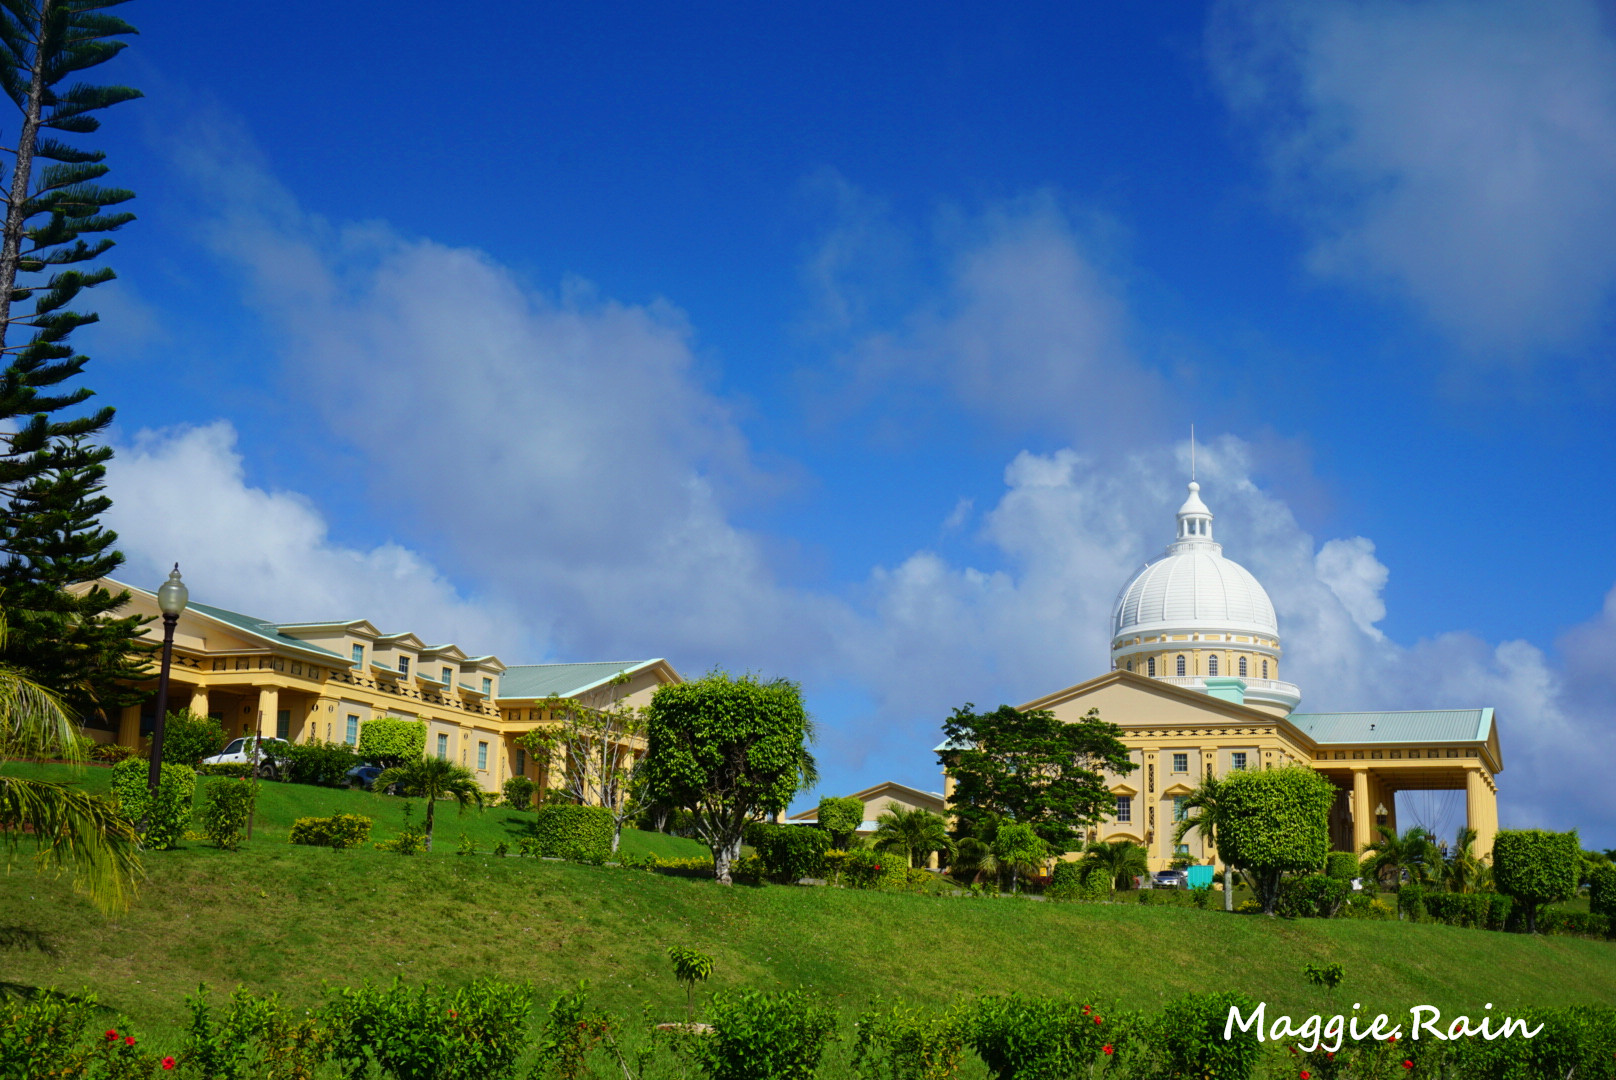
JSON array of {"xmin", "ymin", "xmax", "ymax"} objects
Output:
[{"xmin": 1110, "ymin": 481, "xmax": 1300, "ymax": 716}]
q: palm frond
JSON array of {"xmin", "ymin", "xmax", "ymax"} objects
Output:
[{"xmin": 0, "ymin": 774, "xmax": 141, "ymax": 913}]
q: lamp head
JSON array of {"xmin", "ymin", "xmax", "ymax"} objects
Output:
[{"xmin": 157, "ymin": 563, "xmax": 189, "ymax": 617}]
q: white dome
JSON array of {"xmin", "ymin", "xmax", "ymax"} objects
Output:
[{"xmin": 1113, "ymin": 549, "xmax": 1278, "ymax": 637}]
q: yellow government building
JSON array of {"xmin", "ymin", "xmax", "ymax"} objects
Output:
[
  {"xmin": 79, "ymin": 577, "xmax": 681, "ymax": 796},
  {"xmin": 944, "ymin": 480, "xmax": 1502, "ymax": 869}
]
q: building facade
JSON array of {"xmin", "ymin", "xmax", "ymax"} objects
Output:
[
  {"xmin": 83, "ymin": 578, "xmax": 680, "ymax": 793},
  {"xmin": 945, "ymin": 481, "xmax": 1503, "ymax": 870}
]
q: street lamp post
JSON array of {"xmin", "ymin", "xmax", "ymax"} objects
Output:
[{"xmin": 145, "ymin": 564, "xmax": 189, "ymax": 799}]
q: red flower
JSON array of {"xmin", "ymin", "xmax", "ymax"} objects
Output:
[
  {"xmin": 1388, "ymin": 1034, "xmax": 1398, "ymax": 1043},
  {"xmin": 1103, "ymin": 1045, "xmax": 1113, "ymax": 1056},
  {"xmin": 1083, "ymin": 1005, "xmax": 1092, "ymax": 1014},
  {"xmin": 1093, "ymin": 1016, "xmax": 1102, "ymax": 1025},
  {"xmin": 1327, "ymin": 1053, "xmax": 1335, "ymax": 1060},
  {"xmin": 162, "ymin": 1057, "xmax": 176, "ymax": 1071},
  {"xmin": 104, "ymin": 1030, "xmax": 118, "ymax": 1042},
  {"xmin": 1301, "ymin": 1072, "xmax": 1311, "ymax": 1079},
  {"xmin": 1403, "ymin": 1061, "xmax": 1413, "ymax": 1070},
  {"xmin": 125, "ymin": 1036, "xmax": 136, "ymax": 1047}
]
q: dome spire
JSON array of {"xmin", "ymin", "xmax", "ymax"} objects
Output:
[{"xmin": 1174, "ymin": 481, "xmax": 1214, "ymax": 545}]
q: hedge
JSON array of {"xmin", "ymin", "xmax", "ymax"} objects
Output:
[
  {"xmin": 289, "ymin": 814, "xmax": 374, "ymax": 850},
  {"xmin": 744, "ymin": 822, "xmax": 831, "ymax": 883},
  {"xmin": 1590, "ymin": 865, "xmax": 1616, "ymax": 926},
  {"xmin": 110, "ymin": 757, "xmax": 195, "ymax": 850},
  {"xmin": 356, "ymin": 718, "xmax": 426, "ymax": 767},
  {"xmin": 282, "ymin": 739, "xmax": 356, "ymax": 786},
  {"xmin": 528, "ymin": 805, "xmax": 613, "ymax": 861},
  {"xmin": 1325, "ymin": 850, "xmax": 1360, "ymax": 881}
]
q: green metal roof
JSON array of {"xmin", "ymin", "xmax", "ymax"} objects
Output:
[
  {"xmin": 186, "ymin": 601, "xmax": 349, "ymax": 662},
  {"xmin": 497, "ymin": 660, "xmax": 659, "ymax": 701},
  {"xmin": 1290, "ymin": 709, "xmax": 1494, "ymax": 745}
]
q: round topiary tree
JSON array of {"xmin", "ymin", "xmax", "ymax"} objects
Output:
[
  {"xmin": 1492, "ymin": 828, "xmax": 1580, "ymax": 934},
  {"xmin": 1214, "ymin": 766, "xmax": 1338, "ymax": 914}
]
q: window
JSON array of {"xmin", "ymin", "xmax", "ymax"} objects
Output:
[
  {"xmin": 1172, "ymin": 752, "xmax": 1187, "ymax": 773},
  {"xmin": 443, "ymin": 667, "xmax": 453, "ymax": 685},
  {"xmin": 352, "ymin": 644, "xmax": 364, "ymax": 667},
  {"xmin": 1176, "ymin": 655, "xmax": 1186, "ymax": 677},
  {"xmin": 345, "ymin": 715, "xmax": 358, "ymax": 745},
  {"xmin": 436, "ymin": 733, "xmax": 448, "ymax": 759},
  {"xmin": 1173, "ymin": 796, "xmax": 1187, "ymax": 821},
  {"xmin": 276, "ymin": 710, "xmax": 290, "ymax": 740},
  {"xmin": 1115, "ymin": 796, "xmax": 1132, "ymax": 823},
  {"xmin": 398, "ymin": 656, "xmax": 410, "ymax": 676},
  {"xmin": 1208, "ymin": 655, "xmax": 1219, "ymax": 676},
  {"xmin": 1125, "ymin": 660, "xmax": 1133, "ymax": 672},
  {"xmin": 1238, "ymin": 656, "xmax": 1247, "ymax": 677},
  {"xmin": 1231, "ymin": 752, "xmax": 1247, "ymax": 771},
  {"xmin": 482, "ymin": 677, "xmax": 492, "ymax": 696},
  {"xmin": 1175, "ymin": 844, "xmax": 1190, "ymax": 856},
  {"xmin": 1262, "ymin": 660, "xmax": 1269, "ymax": 678},
  {"xmin": 477, "ymin": 741, "xmax": 488, "ymax": 770},
  {"xmin": 1147, "ymin": 657, "xmax": 1156, "ymax": 676},
  {"xmin": 516, "ymin": 749, "xmax": 525, "ymax": 775}
]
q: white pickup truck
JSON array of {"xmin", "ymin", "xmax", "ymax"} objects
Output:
[{"xmin": 200, "ymin": 736, "xmax": 290, "ymax": 777}]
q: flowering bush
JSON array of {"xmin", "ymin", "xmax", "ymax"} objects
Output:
[
  {"xmin": 0, "ymin": 990, "xmax": 171, "ymax": 1078},
  {"xmin": 288, "ymin": 813, "xmax": 373, "ymax": 850},
  {"xmin": 968, "ymin": 993, "xmax": 1121, "ymax": 1078}
]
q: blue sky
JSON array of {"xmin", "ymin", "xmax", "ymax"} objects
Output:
[{"xmin": 65, "ymin": 1, "xmax": 1616, "ymax": 843}]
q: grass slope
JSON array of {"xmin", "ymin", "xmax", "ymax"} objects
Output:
[{"xmin": 4, "ymin": 762, "xmax": 1614, "ymax": 1045}]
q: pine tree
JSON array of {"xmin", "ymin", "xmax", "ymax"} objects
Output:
[
  {"xmin": 0, "ymin": 2, "xmax": 143, "ymax": 716},
  {"xmin": 0, "ymin": 436, "xmax": 148, "ymax": 720}
]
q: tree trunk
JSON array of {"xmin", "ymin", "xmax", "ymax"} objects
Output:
[
  {"xmin": 424, "ymin": 796, "xmax": 436, "ymax": 852},
  {"xmin": 712, "ymin": 833, "xmax": 742, "ymax": 885},
  {"xmin": 610, "ymin": 818, "xmax": 622, "ymax": 854},
  {"xmin": 0, "ymin": 0, "xmax": 52, "ymax": 344},
  {"xmin": 1224, "ymin": 865, "xmax": 1234, "ymax": 912}
]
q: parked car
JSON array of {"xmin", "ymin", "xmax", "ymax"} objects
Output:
[
  {"xmin": 1151, "ymin": 869, "xmax": 1188, "ymax": 889},
  {"xmin": 345, "ymin": 764, "xmax": 385, "ymax": 791},
  {"xmin": 201, "ymin": 736, "xmax": 290, "ymax": 778}
]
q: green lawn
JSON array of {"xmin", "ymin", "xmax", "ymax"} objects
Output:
[{"xmin": 4, "ymin": 761, "xmax": 1614, "ymax": 1060}]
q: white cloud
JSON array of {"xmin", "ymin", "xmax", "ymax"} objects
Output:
[
  {"xmin": 104, "ymin": 421, "xmax": 530, "ymax": 654},
  {"xmin": 1314, "ymin": 537, "xmax": 1389, "ymax": 639},
  {"xmin": 1210, "ymin": 0, "xmax": 1616, "ymax": 352}
]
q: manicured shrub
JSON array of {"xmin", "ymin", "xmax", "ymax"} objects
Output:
[
  {"xmin": 1536, "ymin": 909, "xmax": 1610, "ymax": 938},
  {"xmin": 501, "ymin": 775, "xmax": 536, "ymax": 810},
  {"xmin": 1156, "ymin": 991, "xmax": 1263, "ymax": 1080},
  {"xmin": 968, "ymin": 994, "xmax": 1112, "ymax": 1079},
  {"xmin": 199, "ymin": 777, "xmax": 256, "ymax": 850},
  {"xmin": 1424, "ymin": 891, "xmax": 1493, "ymax": 929},
  {"xmin": 89, "ymin": 741, "xmax": 137, "ymax": 763},
  {"xmin": 1589, "ymin": 864, "xmax": 1616, "ymax": 930},
  {"xmin": 110, "ymin": 756, "xmax": 195, "ymax": 850},
  {"xmin": 324, "ymin": 977, "xmax": 532, "ymax": 1080},
  {"xmin": 852, "ymin": 998, "xmax": 970, "ymax": 1080},
  {"xmin": 1046, "ymin": 858, "xmax": 1111, "ymax": 902},
  {"xmin": 745, "ymin": 821, "xmax": 832, "ymax": 883},
  {"xmin": 698, "ymin": 989, "xmax": 836, "ymax": 1080},
  {"xmin": 1397, "ymin": 882, "xmax": 1426, "ymax": 921},
  {"xmin": 1325, "ymin": 850, "xmax": 1360, "ymax": 881},
  {"xmin": 1494, "ymin": 828, "xmax": 1581, "ymax": 933},
  {"xmin": 1214, "ymin": 766, "xmax": 1338, "ymax": 913},
  {"xmin": 154, "ymin": 709, "xmax": 227, "ymax": 767},
  {"xmin": 282, "ymin": 738, "xmax": 356, "ymax": 786},
  {"xmin": 528, "ymin": 804, "xmax": 613, "ymax": 862},
  {"xmin": 1276, "ymin": 874, "xmax": 1349, "ymax": 918},
  {"xmin": 817, "ymin": 795, "xmax": 865, "ymax": 848},
  {"xmin": 289, "ymin": 813, "xmax": 374, "ymax": 849},
  {"xmin": 355, "ymin": 717, "xmax": 426, "ymax": 768}
]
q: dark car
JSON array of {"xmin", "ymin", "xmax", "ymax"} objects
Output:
[
  {"xmin": 345, "ymin": 765, "xmax": 385, "ymax": 791},
  {"xmin": 1151, "ymin": 869, "xmax": 1188, "ymax": 889}
]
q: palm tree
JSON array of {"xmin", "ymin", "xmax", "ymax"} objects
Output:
[
  {"xmin": 1360, "ymin": 825, "xmax": 1441, "ymax": 890},
  {"xmin": 1444, "ymin": 827, "xmax": 1490, "ymax": 894},
  {"xmin": 372, "ymin": 755, "xmax": 485, "ymax": 851},
  {"xmin": 872, "ymin": 806, "xmax": 955, "ymax": 869},
  {"xmin": 1172, "ymin": 774, "xmax": 1235, "ymax": 911},
  {"xmin": 1083, "ymin": 839, "xmax": 1149, "ymax": 891},
  {"xmin": 950, "ymin": 835, "xmax": 999, "ymax": 885},
  {"xmin": 0, "ymin": 620, "xmax": 142, "ymax": 913}
]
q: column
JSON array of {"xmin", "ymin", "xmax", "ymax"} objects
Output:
[
  {"xmin": 118, "ymin": 704, "xmax": 141, "ymax": 748},
  {"xmin": 1351, "ymin": 767, "xmax": 1371, "ymax": 854},
  {"xmin": 189, "ymin": 686, "xmax": 210, "ymax": 717},
  {"xmin": 1466, "ymin": 768, "xmax": 1497, "ymax": 860},
  {"xmin": 255, "ymin": 687, "xmax": 278, "ymax": 738}
]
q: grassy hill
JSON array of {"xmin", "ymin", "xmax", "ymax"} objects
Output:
[{"xmin": 4, "ymin": 762, "xmax": 1614, "ymax": 1048}]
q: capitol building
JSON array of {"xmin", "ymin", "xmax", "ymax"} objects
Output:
[{"xmin": 965, "ymin": 480, "xmax": 1502, "ymax": 870}]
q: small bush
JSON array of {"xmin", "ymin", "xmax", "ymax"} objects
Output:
[
  {"xmin": 157, "ymin": 709, "xmax": 227, "ymax": 767},
  {"xmin": 817, "ymin": 795, "xmax": 865, "ymax": 848},
  {"xmin": 89, "ymin": 741, "xmax": 136, "ymax": 763},
  {"xmin": 1046, "ymin": 859, "xmax": 1110, "ymax": 902},
  {"xmin": 0, "ymin": 991, "xmax": 167, "ymax": 1076},
  {"xmin": 355, "ymin": 717, "xmax": 427, "ymax": 768},
  {"xmin": 324, "ymin": 977, "xmax": 532, "ymax": 1080},
  {"xmin": 196, "ymin": 762, "xmax": 254, "ymax": 778},
  {"xmin": 699, "ymin": 989, "xmax": 837, "ymax": 1080},
  {"xmin": 1156, "ymin": 992, "xmax": 1264, "ymax": 1080},
  {"xmin": 199, "ymin": 777, "xmax": 256, "ymax": 850},
  {"xmin": 1189, "ymin": 884, "xmax": 1215, "ymax": 909},
  {"xmin": 1276, "ymin": 874, "xmax": 1350, "ymax": 918},
  {"xmin": 1397, "ymin": 882, "xmax": 1426, "ymax": 921},
  {"xmin": 289, "ymin": 813, "xmax": 374, "ymax": 850},
  {"xmin": 110, "ymin": 757, "xmax": 195, "ymax": 850},
  {"xmin": 501, "ymin": 775, "xmax": 536, "ymax": 810},
  {"xmin": 968, "ymin": 994, "xmax": 1111, "ymax": 1079},
  {"xmin": 1325, "ymin": 850, "xmax": 1361, "ymax": 881},
  {"xmin": 1589, "ymin": 865, "xmax": 1616, "ymax": 930},
  {"xmin": 746, "ymin": 822, "xmax": 832, "ymax": 883},
  {"xmin": 528, "ymin": 804, "xmax": 613, "ymax": 861},
  {"xmin": 1137, "ymin": 887, "xmax": 1194, "ymax": 907},
  {"xmin": 182, "ymin": 984, "xmax": 332, "ymax": 1079},
  {"xmin": 282, "ymin": 739, "xmax": 356, "ymax": 786},
  {"xmin": 852, "ymin": 998, "xmax": 970, "ymax": 1080},
  {"xmin": 1235, "ymin": 899, "xmax": 1263, "ymax": 914},
  {"xmin": 1536, "ymin": 909, "xmax": 1610, "ymax": 938}
]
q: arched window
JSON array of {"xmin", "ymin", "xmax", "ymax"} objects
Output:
[
  {"xmin": 1176, "ymin": 655, "xmax": 1187, "ymax": 677},
  {"xmin": 1208, "ymin": 655, "xmax": 1219, "ymax": 676},
  {"xmin": 1238, "ymin": 656, "xmax": 1247, "ymax": 677},
  {"xmin": 1126, "ymin": 660, "xmax": 1133, "ymax": 672},
  {"xmin": 1262, "ymin": 659, "xmax": 1269, "ymax": 679},
  {"xmin": 1147, "ymin": 657, "xmax": 1156, "ymax": 677}
]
